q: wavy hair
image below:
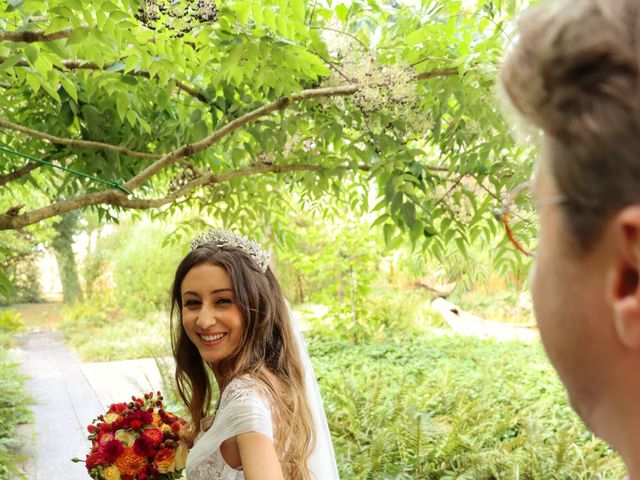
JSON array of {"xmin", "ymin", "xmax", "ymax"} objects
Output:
[{"xmin": 170, "ymin": 244, "xmax": 314, "ymax": 480}]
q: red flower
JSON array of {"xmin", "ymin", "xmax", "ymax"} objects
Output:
[
  {"xmin": 130, "ymin": 420, "xmax": 143, "ymax": 430},
  {"xmin": 133, "ymin": 436, "xmax": 156, "ymax": 458},
  {"xmin": 110, "ymin": 402, "xmax": 127, "ymax": 414},
  {"xmin": 85, "ymin": 450, "xmax": 107, "ymax": 469},
  {"xmin": 100, "ymin": 439, "xmax": 125, "ymax": 463},
  {"xmin": 87, "ymin": 424, "xmax": 98, "ymax": 433},
  {"xmin": 142, "ymin": 428, "xmax": 163, "ymax": 446},
  {"xmin": 124, "ymin": 410, "xmax": 153, "ymax": 429}
]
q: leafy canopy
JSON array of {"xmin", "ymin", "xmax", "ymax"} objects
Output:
[{"xmin": 0, "ymin": 0, "xmax": 534, "ymax": 294}]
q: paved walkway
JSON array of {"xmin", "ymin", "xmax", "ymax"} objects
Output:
[
  {"xmin": 14, "ymin": 331, "xmax": 166, "ymax": 480},
  {"xmin": 431, "ymin": 298, "xmax": 539, "ymax": 342}
]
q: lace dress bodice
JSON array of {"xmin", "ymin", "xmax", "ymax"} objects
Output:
[{"xmin": 185, "ymin": 376, "xmax": 274, "ymax": 480}]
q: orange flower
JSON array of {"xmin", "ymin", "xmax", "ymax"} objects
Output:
[
  {"xmin": 114, "ymin": 447, "xmax": 146, "ymax": 476},
  {"xmin": 151, "ymin": 413, "xmax": 162, "ymax": 426}
]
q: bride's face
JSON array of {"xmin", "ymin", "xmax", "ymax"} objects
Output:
[{"xmin": 180, "ymin": 263, "xmax": 244, "ymax": 367}]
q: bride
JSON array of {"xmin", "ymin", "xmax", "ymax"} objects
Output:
[{"xmin": 169, "ymin": 229, "xmax": 339, "ymax": 479}]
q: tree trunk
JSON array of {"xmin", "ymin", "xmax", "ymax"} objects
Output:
[{"xmin": 51, "ymin": 211, "xmax": 83, "ymax": 304}]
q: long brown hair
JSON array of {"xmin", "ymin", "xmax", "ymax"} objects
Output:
[
  {"xmin": 501, "ymin": 0, "xmax": 640, "ymax": 251},
  {"xmin": 170, "ymin": 243, "xmax": 315, "ymax": 479}
]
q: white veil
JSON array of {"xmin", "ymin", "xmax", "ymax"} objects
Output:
[{"xmin": 288, "ymin": 304, "xmax": 340, "ymax": 479}]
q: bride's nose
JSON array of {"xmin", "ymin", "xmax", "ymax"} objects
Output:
[{"xmin": 196, "ymin": 303, "xmax": 217, "ymax": 328}]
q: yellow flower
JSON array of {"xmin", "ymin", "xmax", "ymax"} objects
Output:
[
  {"xmin": 174, "ymin": 441, "xmax": 188, "ymax": 470},
  {"xmin": 161, "ymin": 424, "xmax": 172, "ymax": 436},
  {"xmin": 102, "ymin": 466, "xmax": 121, "ymax": 480},
  {"xmin": 114, "ymin": 430, "xmax": 136, "ymax": 447},
  {"xmin": 177, "ymin": 420, "xmax": 191, "ymax": 439},
  {"xmin": 155, "ymin": 448, "xmax": 176, "ymax": 473},
  {"xmin": 104, "ymin": 413, "xmax": 119, "ymax": 424}
]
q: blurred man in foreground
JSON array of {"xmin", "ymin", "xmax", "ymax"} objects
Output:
[{"xmin": 500, "ymin": 0, "xmax": 640, "ymax": 477}]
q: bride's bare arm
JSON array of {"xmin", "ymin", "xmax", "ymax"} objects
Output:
[{"xmin": 236, "ymin": 432, "xmax": 284, "ymax": 480}]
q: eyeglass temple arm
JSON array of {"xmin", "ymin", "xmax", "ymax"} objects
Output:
[{"xmin": 501, "ymin": 212, "xmax": 533, "ymax": 257}]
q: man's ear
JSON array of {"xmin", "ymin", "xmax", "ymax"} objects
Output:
[{"xmin": 610, "ymin": 206, "xmax": 640, "ymax": 350}]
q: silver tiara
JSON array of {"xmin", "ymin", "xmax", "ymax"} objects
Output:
[{"xmin": 189, "ymin": 228, "xmax": 270, "ymax": 272}]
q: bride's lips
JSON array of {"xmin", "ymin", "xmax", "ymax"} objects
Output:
[{"xmin": 198, "ymin": 332, "xmax": 227, "ymax": 346}]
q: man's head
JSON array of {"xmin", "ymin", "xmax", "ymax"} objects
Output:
[{"xmin": 501, "ymin": 0, "xmax": 640, "ymax": 472}]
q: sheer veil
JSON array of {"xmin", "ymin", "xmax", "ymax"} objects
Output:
[{"xmin": 288, "ymin": 304, "xmax": 340, "ymax": 479}]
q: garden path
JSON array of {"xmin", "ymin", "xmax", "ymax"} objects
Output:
[
  {"xmin": 432, "ymin": 298, "xmax": 539, "ymax": 341},
  {"xmin": 14, "ymin": 330, "xmax": 165, "ymax": 480}
]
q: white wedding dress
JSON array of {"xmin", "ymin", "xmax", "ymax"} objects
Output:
[{"xmin": 185, "ymin": 375, "xmax": 273, "ymax": 480}]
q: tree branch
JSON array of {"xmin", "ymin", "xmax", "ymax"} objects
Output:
[
  {"xmin": 0, "ymin": 119, "xmax": 161, "ymax": 160},
  {"xmin": 0, "ymin": 27, "xmax": 73, "ymax": 43},
  {"xmin": 0, "ymin": 163, "xmax": 365, "ymax": 229},
  {"xmin": 1, "ymin": 66, "xmax": 460, "ymax": 174},
  {"xmin": 0, "ymin": 66, "xmax": 461, "ymax": 229},
  {"xmin": 126, "ymin": 67, "xmax": 463, "ymax": 191},
  {"xmin": 0, "ymin": 163, "xmax": 41, "ymax": 186}
]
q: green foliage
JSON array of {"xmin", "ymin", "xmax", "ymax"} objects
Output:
[
  {"xmin": 83, "ymin": 221, "xmax": 183, "ymax": 316},
  {"xmin": 0, "ymin": 231, "xmax": 43, "ymax": 306},
  {"xmin": 0, "ymin": 331, "xmax": 32, "ymax": 479},
  {"xmin": 153, "ymin": 329, "xmax": 625, "ymax": 479},
  {"xmin": 0, "ymin": 0, "xmax": 538, "ymax": 272},
  {"xmin": 308, "ymin": 335, "xmax": 624, "ymax": 479},
  {"xmin": 0, "ymin": 309, "xmax": 24, "ymax": 341},
  {"xmin": 60, "ymin": 298, "xmax": 171, "ymax": 361},
  {"xmin": 0, "ymin": 253, "xmax": 13, "ymax": 301}
]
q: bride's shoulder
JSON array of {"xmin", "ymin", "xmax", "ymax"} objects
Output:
[{"xmin": 220, "ymin": 374, "xmax": 272, "ymax": 407}]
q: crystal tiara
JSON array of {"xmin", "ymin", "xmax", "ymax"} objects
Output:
[{"xmin": 189, "ymin": 228, "xmax": 270, "ymax": 272}]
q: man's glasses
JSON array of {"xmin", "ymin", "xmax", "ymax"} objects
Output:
[{"xmin": 494, "ymin": 182, "xmax": 568, "ymax": 257}]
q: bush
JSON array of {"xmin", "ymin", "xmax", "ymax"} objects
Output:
[
  {"xmin": 0, "ymin": 310, "xmax": 24, "ymax": 349},
  {"xmin": 0, "ymin": 230, "xmax": 42, "ymax": 306},
  {"xmin": 306, "ymin": 334, "xmax": 623, "ymax": 479},
  {"xmin": 298, "ymin": 289, "xmax": 438, "ymax": 344},
  {"xmin": 0, "ymin": 332, "xmax": 32, "ymax": 479},
  {"xmin": 60, "ymin": 300, "xmax": 171, "ymax": 361},
  {"xmin": 82, "ymin": 221, "xmax": 183, "ymax": 317}
]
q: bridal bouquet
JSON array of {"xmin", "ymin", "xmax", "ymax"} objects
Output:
[{"xmin": 74, "ymin": 391, "xmax": 190, "ymax": 480}]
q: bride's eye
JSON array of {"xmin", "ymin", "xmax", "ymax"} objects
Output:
[
  {"xmin": 184, "ymin": 299, "xmax": 201, "ymax": 309},
  {"xmin": 216, "ymin": 298, "xmax": 232, "ymax": 305}
]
